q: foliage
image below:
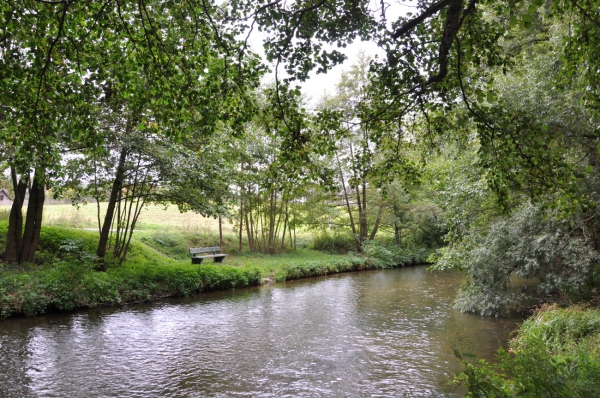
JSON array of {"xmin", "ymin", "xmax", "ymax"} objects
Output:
[
  {"xmin": 454, "ymin": 306, "xmax": 600, "ymax": 397},
  {"xmin": 311, "ymin": 230, "xmax": 357, "ymax": 254},
  {"xmin": 1, "ymin": 219, "xmax": 433, "ymax": 319},
  {"xmin": 1, "ymin": 0, "xmax": 264, "ymax": 264},
  {"xmin": 232, "ymin": 88, "xmax": 311, "ymax": 254},
  {"xmin": 434, "ymin": 203, "xmax": 600, "ymax": 316}
]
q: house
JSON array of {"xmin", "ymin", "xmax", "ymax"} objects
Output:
[{"xmin": 0, "ymin": 188, "xmax": 13, "ymax": 206}]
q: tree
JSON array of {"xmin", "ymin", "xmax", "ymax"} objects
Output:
[
  {"xmin": 235, "ymin": 0, "xmax": 600, "ymax": 195},
  {"xmin": 1, "ymin": 0, "xmax": 262, "ymax": 264},
  {"xmin": 427, "ymin": 23, "xmax": 600, "ymax": 314},
  {"xmin": 314, "ymin": 55, "xmax": 421, "ymax": 251},
  {"xmin": 233, "ymin": 85, "xmax": 321, "ymax": 253}
]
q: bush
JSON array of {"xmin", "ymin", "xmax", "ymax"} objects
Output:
[
  {"xmin": 363, "ymin": 241, "xmax": 396, "ymax": 268},
  {"xmin": 455, "ymin": 306, "xmax": 600, "ymax": 397},
  {"xmin": 435, "ymin": 203, "xmax": 600, "ymax": 316},
  {"xmin": 312, "ymin": 231, "xmax": 357, "ymax": 254},
  {"xmin": 362, "ymin": 241, "xmax": 432, "ymax": 268}
]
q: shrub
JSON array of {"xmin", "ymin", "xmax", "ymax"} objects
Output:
[
  {"xmin": 312, "ymin": 231, "xmax": 357, "ymax": 254},
  {"xmin": 363, "ymin": 241, "xmax": 396, "ymax": 268},
  {"xmin": 455, "ymin": 306, "xmax": 600, "ymax": 397},
  {"xmin": 435, "ymin": 203, "xmax": 600, "ymax": 316}
]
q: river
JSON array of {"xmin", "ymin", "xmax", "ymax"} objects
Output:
[{"xmin": 0, "ymin": 266, "xmax": 521, "ymax": 397}]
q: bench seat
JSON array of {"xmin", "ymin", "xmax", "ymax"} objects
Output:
[{"xmin": 190, "ymin": 246, "xmax": 227, "ymax": 264}]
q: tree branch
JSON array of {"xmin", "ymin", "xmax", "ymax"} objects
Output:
[{"xmin": 391, "ymin": 0, "xmax": 454, "ymax": 39}]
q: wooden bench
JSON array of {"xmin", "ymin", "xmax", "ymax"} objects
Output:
[{"xmin": 190, "ymin": 246, "xmax": 227, "ymax": 264}]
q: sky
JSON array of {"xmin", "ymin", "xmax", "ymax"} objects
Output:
[{"xmin": 246, "ymin": 1, "xmax": 412, "ymax": 107}]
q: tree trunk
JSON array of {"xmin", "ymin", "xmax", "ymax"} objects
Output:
[
  {"xmin": 394, "ymin": 222, "xmax": 402, "ymax": 246},
  {"xmin": 393, "ymin": 204, "xmax": 402, "ymax": 246},
  {"xmin": 19, "ymin": 170, "xmax": 45, "ymax": 264},
  {"xmin": 238, "ymin": 203, "xmax": 243, "ymax": 252},
  {"xmin": 245, "ymin": 211, "xmax": 254, "ymax": 251},
  {"xmin": 219, "ymin": 216, "xmax": 223, "ymax": 248},
  {"xmin": 4, "ymin": 168, "xmax": 28, "ymax": 263},
  {"xmin": 281, "ymin": 199, "xmax": 289, "ymax": 250},
  {"xmin": 368, "ymin": 205, "xmax": 384, "ymax": 241},
  {"xmin": 336, "ymin": 152, "xmax": 360, "ymax": 252},
  {"xmin": 96, "ymin": 147, "xmax": 128, "ymax": 268}
]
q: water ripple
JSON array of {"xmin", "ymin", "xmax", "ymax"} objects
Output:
[{"xmin": 0, "ymin": 267, "xmax": 521, "ymax": 397}]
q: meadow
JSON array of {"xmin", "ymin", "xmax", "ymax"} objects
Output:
[{"xmin": 0, "ymin": 202, "xmax": 428, "ymax": 319}]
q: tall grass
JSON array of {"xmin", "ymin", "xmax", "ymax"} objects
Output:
[
  {"xmin": 0, "ymin": 208, "xmax": 9, "ymax": 222},
  {"xmin": 455, "ymin": 305, "xmax": 600, "ymax": 397}
]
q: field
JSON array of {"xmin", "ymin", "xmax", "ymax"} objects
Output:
[{"xmin": 42, "ymin": 202, "xmax": 232, "ymax": 233}]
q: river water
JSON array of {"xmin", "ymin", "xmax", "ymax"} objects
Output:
[{"xmin": 0, "ymin": 266, "xmax": 521, "ymax": 397}]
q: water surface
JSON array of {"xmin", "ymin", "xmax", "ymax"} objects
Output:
[{"xmin": 0, "ymin": 266, "xmax": 521, "ymax": 397}]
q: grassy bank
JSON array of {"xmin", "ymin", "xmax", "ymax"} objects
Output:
[
  {"xmin": 0, "ymin": 220, "xmax": 430, "ymax": 319},
  {"xmin": 455, "ymin": 305, "xmax": 600, "ymax": 397}
]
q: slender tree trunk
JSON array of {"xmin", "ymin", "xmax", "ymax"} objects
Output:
[
  {"xmin": 274, "ymin": 191, "xmax": 286, "ymax": 250},
  {"xmin": 292, "ymin": 214, "xmax": 296, "ymax": 250},
  {"xmin": 238, "ymin": 160, "xmax": 244, "ymax": 252},
  {"xmin": 394, "ymin": 204, "xmax": 402, "ymax": 246},
  {"xmin": 259, "ymin": 195, "xmax": 267, "ymax": 251},
  {"xmin": 119, "ymin": 192, "xmax": 146, "ymax": 264},
  {"xmin": 245, "ymin": 211, "xmax": 254, "ymax": 251},
  {"xmin": 355, "ymin": 184, "xmax": 366, "ymax": 243},
  {"xmin": 96, "ymin": 147, "xmax": 128, "ymax": 268},
  {"xmin": 4, "ymin": 168, "xmax": 28, "ymax": 263},
  {"xmin": 289, "ymin": 212, "xmax": 294, "ymax": 251},
  {"xmin": 246, "ymin": 193, "xmax": 255, "ymax": 251},
  {"xmin": 113, "ymin": 185, "xmax": 124, "ymax": 258},
  {"xmin": 268, "ymin": 188, "xmax": 276, "ymax": 253},
  {"xmin": 93, "ymin": 152, "xmax": 102, "ymax": 234},
  {"xmin": 238, "ymin": 203, "xmax": 243, "ymax": 252},
  {"xmin": 361, "ymin": 168, "xmax": 368, "ymax": 242},
  {"xmin": 281, "ymin": 199, "xmax": 289, "ymax": 250},
  {"xmin": 350, "ymin": 143, "xmax": 367, "ymax": 249},
  {"xmin": 336, "ymin": 152, "xmax": 360, "ymax": 251},
  {"xmin": 368, "ymin": 205, "xmax": 384, "ymax": 241},
  {"xmin": 218, "ymin": 216, "xmax": 223, "ymax": 248},
  {"xmin": 19, "ymin": 169, "xmax": 45, "ymax": 264}
]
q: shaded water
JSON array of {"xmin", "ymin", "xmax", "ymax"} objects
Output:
[{"xmin": 0, "ymin": 267, "xmax": 521, "ymax": 397}]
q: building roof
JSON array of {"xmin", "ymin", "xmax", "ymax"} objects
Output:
[{"xmin": 0, "ymin": 188, "xmax": 13, "ymax": 201}]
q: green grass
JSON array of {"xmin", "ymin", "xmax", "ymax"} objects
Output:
[
  {"xmin": 0, "ymin": 201, "xmax": 432, "ymax": 319},
  {"xmin": 42, "ymin": 202, "xmax": 228, "ymax": 232},
  {"xmin": 0, "ymin": 212, "xmax": 429, "ymax": 319}
]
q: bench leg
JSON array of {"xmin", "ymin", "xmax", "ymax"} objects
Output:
[
  {"xmin": 192, "ymin": 257, "xmax": 203, "ymax": 264},
  {"xmin": 214, "ymin": 256, "xmax": 225, "ymax": 263}
]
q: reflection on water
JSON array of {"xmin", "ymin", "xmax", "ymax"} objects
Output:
[{"xmin": 0, "ymin": 266, "xmax": 521, "ymax": 397}]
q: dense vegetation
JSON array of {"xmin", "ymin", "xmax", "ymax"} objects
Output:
[
  {"xmin": 456, "ymin": 306, "xmax": 600, "ymax": 397},
  {"xmin": 2, "ymin": 0, "xmax": 600, "ymax": 395},
  {"xmin": 0, "ymin": 217, "xmax": 429, "ymax": 319}
]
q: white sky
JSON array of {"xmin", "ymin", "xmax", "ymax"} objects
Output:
[{"xmin": 246, "ymin": 1, "xmax": 411, "ymax": 107}]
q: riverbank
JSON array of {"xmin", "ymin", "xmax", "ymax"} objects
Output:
[
  {"xmin": 0, "ymin": 222, "xmax": 429, "ymax": 319},
  {"xmin": 455, "ymin": 304, "xmax": 600, "ymax": 396}
]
